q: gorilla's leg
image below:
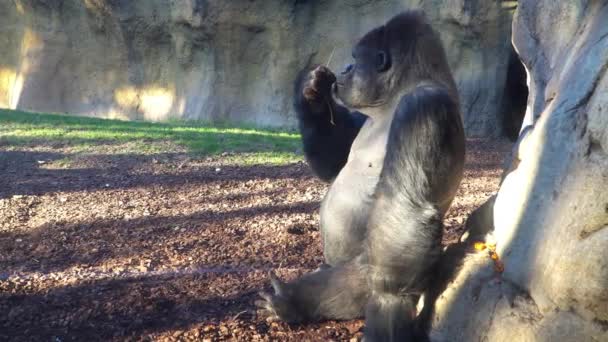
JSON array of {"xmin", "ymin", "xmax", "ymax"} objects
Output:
[
  {"xmin": 415, "ymin": 242, "xmax": 469, "ymax": 336},
  {"xmin": 365, "ymin": 200, "xmax": 442, "ymax": 341},
  {"xmin": 363, "ymin": 87, "xmax": 464, "ymax": 341},
  {"xmin": 256, "ymin": 255, "xmax": 369, "ymax": 322},
  {"xmin": 415, "ymin": 191, "xmax": 497, "ymax": 334},
  {"xmin": 319, "ymin": 191, "xmax": 370, "ymax": 266}
]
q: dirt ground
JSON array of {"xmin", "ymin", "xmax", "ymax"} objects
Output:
[{"xmin": 0, "ymin": 139, "xmax": 511, "ymax": 341}]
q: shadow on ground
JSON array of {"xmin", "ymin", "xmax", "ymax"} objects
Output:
[
  {"xmin": 0, "ymin": 139, "xmax": 512, "ymax": 340},
  {"xmin": 1, "ymin": 273, "xmax": 258, "ymax": 341},
  {"xmin": 0, "ymin": 151, "xmax": 309, "ymax": 199}
]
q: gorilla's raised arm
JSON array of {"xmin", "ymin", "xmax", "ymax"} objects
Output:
[{"xmin": 294, "ymin": 66, "xmax": 366, "ymax": 182}]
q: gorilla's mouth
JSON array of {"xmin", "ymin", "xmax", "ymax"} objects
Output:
[{"xmin": 333, "ymin": 82, "xmax": 386, "ymax": 110}]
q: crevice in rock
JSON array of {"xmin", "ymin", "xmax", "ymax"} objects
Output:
[
  {"xmin": 593, "ymin": 318, "xmax": 608, "ymax": 332},
  {"xmin": 500, "ymin": 45, "xmax": 528, "ymax": 141},
  {"xmin": 579, "ymin": 224, "xmax": 608, "ymax": 240},
  {"xmin": 483, "ymin": 288, "xmax": 503, "ymax": 339},
  {"xmin": 588, "ymin": 136, "xmax": 607, "ymax": 157},
  {"xmin": 567, "ymin": 59, "xmax": 608, "ymax": 113}
]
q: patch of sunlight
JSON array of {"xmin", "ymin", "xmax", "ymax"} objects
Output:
[
  {"xmin": 15, "ymin": 0, "xmax": 24, "ymax": 14},
  {"xmin": 169, "ymin": 125, "xmax": 300, "ymax": 139},
  {"xmin": 70, "ymin": 140, "xmax": 181, "ymax": 154},
  {"xmin": 5, "ymin": 126, "xmax": 157, "ymax": 141},
  {"xmin": 114, "ymin": 85, "xmax": 176, "ymax": 121},
  {"xmin": 21, "ymin": 28, "xmax": 44, "ymax": 65},
  {"xmin": 43, "ymin": 157, "xmax": 74, "ymax": 169},
  {"xmin": 0, "ymin": 68, "xmax": 17, "ymax": 108},
  {"xmin": 106, "ymin": 108, "xmax": 131, "ymax": 121},
  {"xmin": 494, "ymin": 114, "xmax": 546, "ymax": 256},
  {"xmin": 10, "ymin": 74, "xmax": 25, "ymax": 109},
  {"xmin": 83, "ymin": 0, "xmax": 111, "ymax": 14},
  {"xmin": 2, "ymin": 28, "xmax": 45, "ymax": 109},
  {"xmin": 141, "ymin": 88, "xmax": 175, "ymax": 121},
  {"xmin": 502, "ymin": 1, "xmax": 518, "ymax": 12},
  {"xmin": 0, "ymin": 110, "xmax": 303, "ymax": 160},
  {"xmin": 177, "ymin": 98, "xmax": 186, "ymax": 114},
  {"xmin": 114, "ymin": 87, "xmax": 138, "ymax": 108},
  {"xmin": 223, "ymin": 152, "xmax": 303, "ymax": 166}
]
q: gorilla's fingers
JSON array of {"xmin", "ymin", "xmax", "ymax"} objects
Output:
[
  {"xmin": 256, "ymin": 292, "xmax": 285, "ymax": 323},
  {"xmin": 303, "ymin": 86, "xmax": 319, "ymax": 101},
  {"xmin": 314, "ymin": 65, "xmax": 336, "ymax": 80},
  {"xmin": 314, "ymin": 65, "xmax": 328, "ymax": 73},
  {"xmin": 311, "ymin": 79, "xmax": 327, "ymax": 95},
  {"xmin": 255, "ymin": 303, "xmax": 280, "ymax": 322},
  {"xmin": 258, "ymin": 291, "xmax": 274, "ymax": 304},
  {"xmin": 311, "ymin": 67, "xmax": 336, "ymax": 94},
  {"xmin": 256, "ymin": 293, "xmax": 276, "ymax": 314},
  {"xmin": 254, "ymin": 299, "xmax": 267, "ymax": 309}
]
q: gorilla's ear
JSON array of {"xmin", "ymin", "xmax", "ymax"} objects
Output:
[{"xmin": 376, "ymin": 50, "xmax": 391, "ymax": 72}]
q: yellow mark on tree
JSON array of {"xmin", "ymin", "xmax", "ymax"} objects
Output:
[{"xmin": 474, "ymin": 242, "xmax": 505, "ymax": 273}]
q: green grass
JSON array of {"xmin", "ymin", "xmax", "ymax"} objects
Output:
[{"xmin": 0, "ymin": 109, "xmax": 303, "ymax": 165}]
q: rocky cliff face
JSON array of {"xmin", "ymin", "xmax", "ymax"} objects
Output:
[
  {"xmin": 0, "ymin": 0, "xmax": 516, "ymax": 136},
  {"xmin": 432, "ymin": 0, "xmax": 608, "ymax": 340}
]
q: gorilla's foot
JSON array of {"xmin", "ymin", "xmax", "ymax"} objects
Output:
[
  {"xmin": 255, "ymin": 271, "xmax": 306, "ymax": 323},
  {"xmin": 256, "ymin": 260, "xmax": 369, "ymax": 323}
]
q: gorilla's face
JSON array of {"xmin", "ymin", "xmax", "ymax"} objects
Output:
[{"xmin": 334, "ymin": 26, "xmax": 396, "ymax": 111}]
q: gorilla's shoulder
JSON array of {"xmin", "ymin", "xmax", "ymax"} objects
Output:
[{"xmin": 396, "ymin": 85, "xmax": 459, "ymax": 120}]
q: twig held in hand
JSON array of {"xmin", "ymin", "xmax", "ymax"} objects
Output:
[
  {"xmin": 326, "ymin": 47, "xmax": 336, "ymax": 68},
  {"xmin": 326, "ymin": 47, "xmax": 336, "ymax": 126}
]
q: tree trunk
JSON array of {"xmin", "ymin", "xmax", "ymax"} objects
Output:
[{"xmin": 431, "ymin": 1, "xmax": 608, "ymax": 340}]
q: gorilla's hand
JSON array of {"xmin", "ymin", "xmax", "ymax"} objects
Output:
[
  {"xmin": 255, "ymin": 272, "xmax": 304, "ymax": 323},
  {"xmin": 301, "ymin": 66, "xmax": 337, "ymax": 113}
]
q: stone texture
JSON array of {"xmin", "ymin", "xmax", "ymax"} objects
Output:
[
  {"xmin": 0, "ymin": 0, "xmax": 514, "ymax": 136},
  {"xmin": 432, "ymin": 0, "xmax": 608, "ymax": 340}
]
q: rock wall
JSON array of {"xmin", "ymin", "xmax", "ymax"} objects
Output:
[
  {"xmin": 432, "ymin": 0, "xmax": 608, "ymax": 340},
  {"xmin": 0, "ymin": 0, "xmax": 515, "ymax": 136}
]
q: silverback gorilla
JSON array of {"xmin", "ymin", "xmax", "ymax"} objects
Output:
[{"xmin": 257, "ymin": 11, "xmax": 465, "ymax": 341}]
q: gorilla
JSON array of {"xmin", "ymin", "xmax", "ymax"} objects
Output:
[{"xmin": 257, "ymin": 11, "xmax": 465, "ymax": 341}]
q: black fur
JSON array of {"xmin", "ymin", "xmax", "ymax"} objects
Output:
[
  {"xmin": 364, "ymin": 86, "xmax": 464, "ymax": 340},
  {"xmin": 294, "ymin": 68, "xmax": 367, "ymax": 182},
  {"xmin": 258, "ymin": 11, "xmax": 465, "ymax": 341}
]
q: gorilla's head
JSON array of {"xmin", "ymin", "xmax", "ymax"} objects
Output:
[{"xmin": 334, "ymin": 11, "xmax": 452, "ymax": 112}]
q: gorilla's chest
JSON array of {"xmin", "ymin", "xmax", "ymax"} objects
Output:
[{"xmin": 320, "ymin": 118, "xmax": 391, "ymax": 235}]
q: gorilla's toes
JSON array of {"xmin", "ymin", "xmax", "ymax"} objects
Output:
[
  {"xmin": 255, "ymin": 272, "xmax": 303, "ymax": 323},
  {"xmin": 254, "ymin": 291, "xmax": 280, "ymax": 321}
]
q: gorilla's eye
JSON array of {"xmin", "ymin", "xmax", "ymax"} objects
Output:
[
  {"xmin": 342, "ymin": 64, "xmax": 354, "ymax": 75},
  {"xmin": 376, "ymin": 51, "xmax": 390, "ymax": 72}
]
